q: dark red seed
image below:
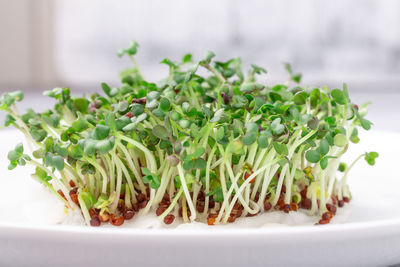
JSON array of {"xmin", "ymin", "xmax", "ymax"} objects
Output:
[
  {"xmin": 235, "ymin": 209, "xmax": 242, "ymax": 218},
  {"xmin": 156, "ymin": 206, "xmax": 167, "ymax": 216},
  {"xmin": 343, "ymin": 197, "xmax": 350, "ymax": 203},
  {"xmin": 246, "ymin": 211, "xmax": 259, "ymax": 217},
  {"xmin": 159, "ymin": 201, "xmax": 170, "ymax": 208},
  {"xmin": 338, "ymin": 200, "xmax": 345, "ymax": 207},
  {"xmin": 233, "ymin": 202, "xmax": 241, "ymax": 211},
  {"xmin": 139, "ymin": 200, "xmax": 148, "ymax": 209},
  {"xmin": 322, "ymin": 212, "xmax": 333, "ymax": 221},
  {"xmin": 146, "ymin": 188, "xmax": 150, "ymax": 199},
  {"xmin": 57, "ymin": 190, "xmax": 67, "ymax": 201},
  {"xmin": 283, "ymin": 204, "xmax": 292, "ymax": 213},
  {"xmin": 117, "ymin": 199, "xmax": 125, "ymax": 211},
  {"xmin": 264, "ymin": 201, "xmax": 272, "ymax": 211},
  {"xmin": 90, "ymin": 216, "xmax": 101, "ymax": 227},
  {"xmin": 124, "ymin": 209, "xmax": 135, "ymax": 220},
  {"xmin": 318, "ymin": 219, "xmax": 330, "ymax": 225},
  {"xmin": 70, "ymin": 193, "xmax": 79, "ymax": 205},
  {"xmin": 300, "ymin": 187, "xmax": 308, "ymax": 198},
  {"xmin": 132, "ymin": 203, "xmax": 139, "ymax": 212},
  {"xmin": 125, "ymin": 112, "xmax": 133, "ymax": 118},
  {"xmin": 254, "ymin": 192, "xmax": 260, "ymax": 202},
  {"xmin": 196, "ymin": 202, "xmax": 205, "ymax": 213},
  {"xmin": 208, "ymin": 198, "xmax": 215, "ymax": 209},
  {"xmin": 290, "ymin": 203, "xmax": 298, "ymax": 212},
  {"xmin": 326, "ymin": 204, "xmax": 337, "ymax": 214},
  {"xmin": 69, "ymin": 180, "xmax": 76, "ymax": 187},
  {"xmin": 244, "ymin": 171, "xmax": 255, "ymax": 183},
  {"xmin": 276, "ymin": 196, "xmax": 285, "ymax": 210},
  {"xmin": 331, "ymin": 196, "xmax": 338, "ymax": 206},
  {"xmin": 110, "ymin": 214, "xmax": 125, "ymax": 226},
  {"xmin": 207, "ymin": 213, "xmax": 218, "ymax": 225},
  {"xmin": 69, "ymin": 187, "xmax": 78, "ymax": 194},
  {"xmin": 207, "ymin": 217, "xmax": 216, "ymax": 226},
  {"xmin": 227, "ymin": 216, "xmax": 235, "ymax": 223},
  {"xmin": 281, "ymin": 185, "xmax": 286, "ymax": 194},
  {"xmin": 164, "ymin": 214, "xmax": 175, "ymax": 225},
  {"xmin": 162, "ymin": 193, "xmax": 170, "ymax": 202},
  {"xmin": 301, "ymin": 198, "xmax": 312, "ymax": 210},
  {"xmin": 89, "ymin": 208, "xmax": 98, "ymax": 218},
  {"xmin": 197, "ymin": 191, "xmax": 205, "ymax": 201},
  {"xmin": 137, "ymin": 193, "xmax": 146, "ymax": 202}
]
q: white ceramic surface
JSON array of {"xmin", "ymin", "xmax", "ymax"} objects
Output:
[{"xmin": 0, "ymin": 129, "xmax": 399, "ymax": 267}]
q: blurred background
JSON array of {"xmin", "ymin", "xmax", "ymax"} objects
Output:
[{"xmin": 0, "ymin": 0, "xmax": 399, "ymax": 131}]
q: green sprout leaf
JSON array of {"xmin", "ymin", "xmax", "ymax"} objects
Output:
[
  {"xmin": 331, "ymin": 89, "xmax": 346, "ymax": 105},
  {"xmin": 152, "ymin": 125, "xmax": 169, "ymax": 140},
  {"xmin": 364, "ymin": 151, "xmax": 379, "ymax": 166},
  {"xmin": 306, "ymin": 150, "xmax": 321, "ymax": 163}
]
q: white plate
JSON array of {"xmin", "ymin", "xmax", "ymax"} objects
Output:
[{"xmin": 0, "ymin": 129, "xmax": 399, "ymax": 267}]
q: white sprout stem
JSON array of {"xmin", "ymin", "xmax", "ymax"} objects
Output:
[
  {"xmin": 116, "ymin": 142, "xmax": 146, "ymax": 193},
  {"xmin": 210, "ymin": 158, "xmax": 223, "ymax": 169},
  {"xmin": 177, "ymin": 163, "xmax": 196, "ymax": 221},
  {"xmin": 64, "ymin": 164, "xmax": 83, "ymax": 185},
  {"xmin": 217, "ymin": 171, "xmax": 243, "ymax": 223},
  {"xmin": 221, "ymin": 167, "xmax": 266, "ymax": 223},
  {"xmin": 153, "ymin": 165, "xmax": 175, "ymax": 206},
  {"xmin": 85, "ymin": 156, "xmax": 109, "ymax": 194},
  {"xmin": 253, "ymin": 148, "xmax": 267, "ymax": 170},
  {"xmin": 234, "ymin": 149, "xmax": 247, "ymax": 174},
  {"xmin": 181, "ymin": 195, "xmax": 189, "ymax": 223},
  {"xmin": 94, "ymin": 172, "xmax": 101, "ymax": 198},
  {"xmin": 326, "ymin": 147, "xmax": 346, "ymax": 196},
  {"xmin": 141, "ymin": 188, "xmax": 155, "ymax": 214},
  {"xmin": 257, "ymin": 163, "xmax": 279, "ymax": 207},
  {"xmin": 88, "ymin": 174, "xmax": 95, "ymax": 196},
  {"xmin": 192, "ymin": 169, "xmax": 201, "ymax": 211},
  {"xmin": 110, "ymin": 152, "xmax": 123, "ymax": 213},
  {"xmin": 309, "ymin": 183, "xmax": 318, "ymax": 215},
  {"xmin": 78, "ymin": 194, "xmax": 91, "ymax": 225},
  {"xmin": 339, "ymin": 154, "xmax": 364, "ymax": 199},
  {"xmin": 224, "ymin": 160, "xmax": 257, "ymax": 214},
  {"xmin": 153, "ymin": 165, "xmax": 174, "ymax": 206},
  {"xmin": 216, "ymin": 166, "xmax": 243, "ymax": 222},
  {"xmin": 114, "ymin": 153, "xmax": 137, "ymax": 204},
  {"xmin": 284, "ymin": 146, "xmax": 303, "ymax": 204},
  {"xmin": 246, "ymin": 143, "xmax": 258, "ymax": 166},
  {"xmin": 125, "ymin": 186, "xmax": 132, "ymax": 209},
  {"xmin": 251, "ymin": 148, "xmax": 274, "ymax": 200},
  {"xmin": 117, "ymin": 134, "xmax": 157, "ymax": 172},
  {"xmin": 319, "ymin": 170, "xmax": 327, "ymax": 213},
  {"xmin": 202, "ymin": 145, "xmax": 217, "ymax": 217},
  {"xmin": 59, "ymin": 170, "xmax": 71, "ymax": 190},
  {"xmin": 271, "ymin": 164, "xmax": 288, "ymax": 206},
  {"xmin": 102, "ymin": 154, "xmax": 115, "ymax": 193},
  {"xmin": 217, "ymin": 144, "xmax": 229, "ymax": 199}
]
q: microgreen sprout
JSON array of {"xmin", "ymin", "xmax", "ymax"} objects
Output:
[{"xmin": 0, "ymin": 41, "xmax": 377, "ymax": 226}]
